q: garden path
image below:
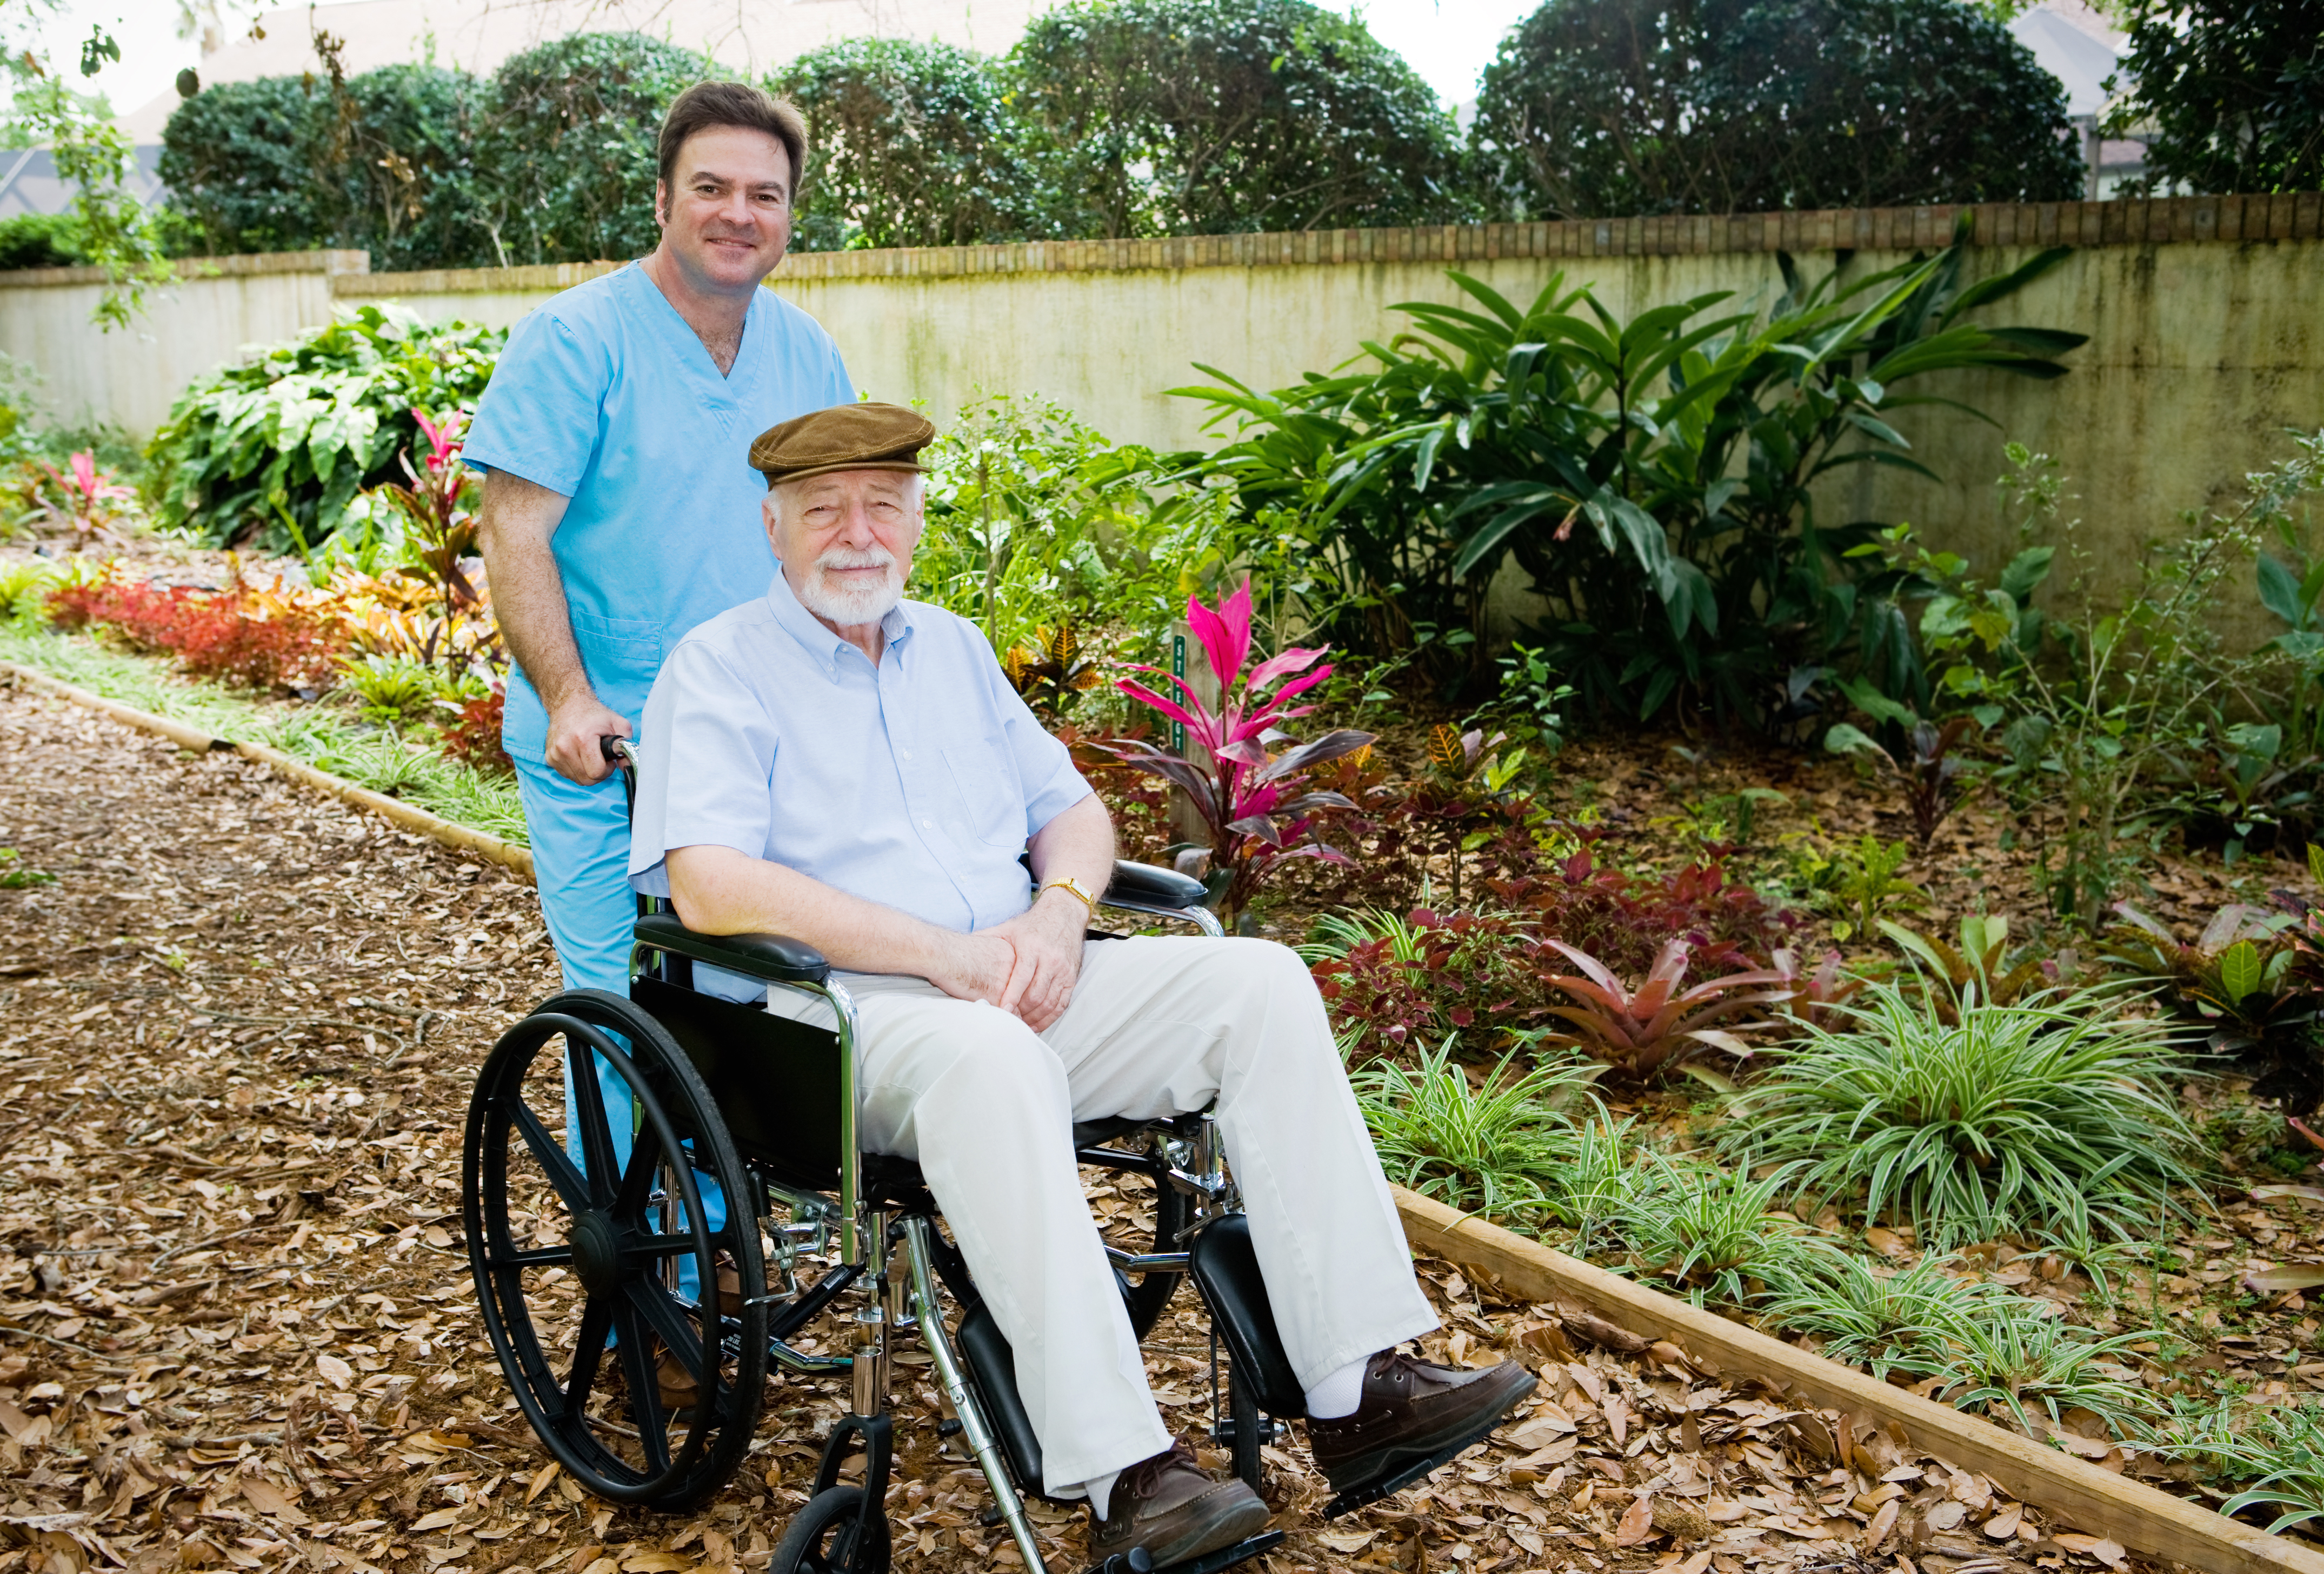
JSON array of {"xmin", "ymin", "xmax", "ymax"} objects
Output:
[{"xmin": 0, "ymin": 685, "xmax": 2172, "ymax": 1574}]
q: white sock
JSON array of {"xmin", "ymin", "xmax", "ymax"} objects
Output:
[
  {"xmin": 1084, "ymin": 1469, "xmax": 1122, "ymax": 1521},
  {"xmin": 1304, "ymin": 1353, "xmax": 1374, "ymax": 1419}
]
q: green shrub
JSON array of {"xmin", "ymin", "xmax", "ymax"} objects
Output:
[
  {"xmin": 1469, "ymin": 0, "xmax": 2082, "ymax": 220},
  {"xmin": 777, "ymin": 39, "xmax": 1042, "ymax": 251},
  {"xmin": 1718, "ymin": 982, "xmax": 2204, "ymax": 1244},
  {"xmin": 0, "ymin": 213, "xmax": 85, "ymax": 271},
  {"xmin": 1010, "ymin": 0, "xmax": 1466, "ymax": 237},
  {"xmin": 469, "ymin": 34, "xmax": 710, "ymax": 266},
  {"xmin": 161, "ymin": 77, "xmax": 328, "ymax": 255},
  {"xmin": 144, "ymin": 304, "xmax": 503, "ymax": 553}
]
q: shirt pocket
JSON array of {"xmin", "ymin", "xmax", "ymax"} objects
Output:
[
  {"xmin": 570, "ymin": 610, "xmax": 664, "ymax": 705},
  {"xmin": 942, "ymin": 738, "xmax": 1028, "ymax": 849}
]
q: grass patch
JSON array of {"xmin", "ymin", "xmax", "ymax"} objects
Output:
[
  {"xmin": 1718, "ymin": 981, "xmax": 2205, "ymax": 1245},
  {"xmin": 2152, "ymin": 1394, "xmax": 2324, "ymax": 1535},
  {"xmin": 1349, "ymin": 1039, "xmax": 1602, "ymax": 1224}
]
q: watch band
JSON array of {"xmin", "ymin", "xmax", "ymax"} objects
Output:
[{"xmin": 1041, "ymin": 876, "xmax": 1097, "ymax": 914}]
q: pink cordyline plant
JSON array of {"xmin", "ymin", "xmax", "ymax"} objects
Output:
[
  {"xmin": 38, "ymin": 450, "xmax": 132, "ymax": 549},
  {"xmin": 1536, "ymin": 937, "xmax": 1793, "ymax": 1086},
  {"xmin": 372, "ymin": 406, "xmax": 482, "ymax": 670},
  {"xmin": 1110, "ymin": 579, "xmax": 1373, "ymax": 926}
]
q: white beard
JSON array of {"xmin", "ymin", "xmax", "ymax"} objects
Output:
[{"xmin": 794, "ymin": 548, "xmax": 903, "ymax": 626}]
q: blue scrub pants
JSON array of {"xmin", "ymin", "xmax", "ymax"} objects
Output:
[{"xmin": 514, "ymin": 753, "xmax": 727, "ymax": 1290}]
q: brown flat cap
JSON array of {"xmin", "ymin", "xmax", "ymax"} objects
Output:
[{"xmin": 748, "ymin": 402, "xmax": 936, "ymax": 488}]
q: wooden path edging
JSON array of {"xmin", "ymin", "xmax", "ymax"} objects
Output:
[
  {"xmin": 1393, "ymin": 1186, "xmax": 2324, "ymax": 1574},
  {"xmin": 0, "ymin": 661, "xmax": 538, "ymax": 883},
  {"xmin": 14, "ymin": 654, "xmax": 2315, "ymax": 1572}
]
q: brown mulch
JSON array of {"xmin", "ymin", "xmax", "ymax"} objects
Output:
[{"xmin": 0, "ymin": 685, "xmax": 2194, "ymax": 1574}]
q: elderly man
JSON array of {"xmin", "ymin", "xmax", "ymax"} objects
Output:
[{"xmin": 628, "ymin": 404, "xmax": 1532, "ymax": 1567}]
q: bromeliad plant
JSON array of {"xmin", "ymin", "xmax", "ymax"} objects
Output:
[
  {"xmin": 1534, "ymin": 937, "xmax": 1792, "ymax": 1087},
  {"xmin": 1110, "ymin": 580, "xmax": 1374, "ymax": 927}
]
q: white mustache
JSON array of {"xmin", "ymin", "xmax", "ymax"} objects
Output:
[{"xmin": 817, "ymin": 548, "xmax": 896, "ymax": 572}]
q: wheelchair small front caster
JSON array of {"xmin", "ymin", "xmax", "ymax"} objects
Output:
[
  {"xmin": 769, "ymin": 1485, "xmax": 891, "ymax": 1574},
  {"xmin": 1091, "ymin": 1549, "xmax": 1154, "ymax": 1574}
]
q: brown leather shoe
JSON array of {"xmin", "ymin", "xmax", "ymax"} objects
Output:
[
  {"xmin": 1305, "ymin": 1351, "xmax": 1536, "ymax": 1493},
  {"xmin": 1091, "ymin": 1439, "xmax": 1272, "ymax": 1568}
]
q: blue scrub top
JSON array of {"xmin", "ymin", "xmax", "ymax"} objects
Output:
[{"xmin": 462, "ymin": 261, "xmax": 856, "ymax": 763}]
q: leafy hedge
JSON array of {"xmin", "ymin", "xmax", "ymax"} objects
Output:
[{"xmin": 145, "ymin": 304, "xmax": 503, "ymax": 553}]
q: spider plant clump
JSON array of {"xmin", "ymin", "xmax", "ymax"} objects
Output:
[
  {"xmin": 1348, "ymin": 1039, "xmax": 1601, "ymax": 1224},
  {"xmin": 1615, "ymin": 1156, "xmax": 1812, "ymax": 1308},
  {"xmin": 1717, "ymin": 981, "xmax": 2204, "ymax": 1245},
  {"xmin": 1762, "ymin": 1249, "xmax": 2154, "ymax": 1436},
  {"xmin": 2150, "ymin": 1395, "xmax": 2324, "ymax": 1535}
]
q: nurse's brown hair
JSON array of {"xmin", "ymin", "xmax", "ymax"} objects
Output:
[{"xmin": 656, "ymin": 81, "xmax": 809, "ymax": 198}]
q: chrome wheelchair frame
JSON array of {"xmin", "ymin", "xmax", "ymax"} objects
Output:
[{"xmin": 460, "ymin": 744, "xmax": 1317, "ymax": 1574}]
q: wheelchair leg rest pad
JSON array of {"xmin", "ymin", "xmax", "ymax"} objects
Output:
[
  {"xmin": 1086, "ymin": 1529, "xmax": 1286, "ymax": 1574},
  {"xmin": 1320, "ymin": 1412, "xmax": 1507, "ymax": 1520}
]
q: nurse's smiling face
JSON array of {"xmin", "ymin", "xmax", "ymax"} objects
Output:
[{"xmin": 654, "ymin": 125, "xmax": 795, "ymax": 296}]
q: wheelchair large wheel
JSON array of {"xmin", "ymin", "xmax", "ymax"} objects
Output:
[{"xmin": 463, "ymin": 989, "xmax": 770, "ymax": 1510}]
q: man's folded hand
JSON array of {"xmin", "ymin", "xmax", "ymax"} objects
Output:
[
  {"xmin": 991, "ymin": 889, "xmax": 1090, "ymax": 1031},
  {"xmin": 933, "ymin": 930, "xmax": 1018, "ymax": 1009}
]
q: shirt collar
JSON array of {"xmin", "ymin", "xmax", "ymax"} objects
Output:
[{"xmin": 764, "ymin": 569, "xmax": 912, "ymax": 681}]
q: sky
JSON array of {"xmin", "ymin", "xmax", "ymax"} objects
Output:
[{"xmin": 28, "ymin": 0, "xmax": 1539, "ymax": 128}]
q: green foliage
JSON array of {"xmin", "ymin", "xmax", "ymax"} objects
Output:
[
  {"xmin": 1893, "ymin": 434, "xmax": 2324, "ymax": 925},
  {"xmin": 1349, "ymin": 1039, "xmax": 1604, "ymax": 1223},
  {"xmin": 914, "ymin": 393, "xmax": 1238, "ymax": 664},
  {"xmin": 1720, "ymin": 981, "xmax": 2203, "ymax": 1244},
  {"xmin": 1810, "ymin": 833, "xmax": 1926, "ymax": 942},
  {"xmin": 305, "ymin": 62, "xmax": 486, "ymax": 273},
  {"xmin": 5, "ymin": 75, "xmax": 176, "ymax": 328},
  {"xmin": 0, "ymin": 846, "xmax": 55, "ymax": 889},
  {"xmin": 1011, "ymin": 0, "xmax": 1467, "ymax": 238},
  {"xmin": 1619, "ymin": 1156, "xmax": 1809, "ymax": 1305},
  {"xmin": 1470, "ymin": 0, "xmax": 2083, "ymax": 221},
  {"xmin": 159, "ymin": 76, "xmax": 330, "ymax": 257},
  {"xmin": 144, "ymin": 305, "xmax": 504, "ymax": 553},
  {"xmin": 2108, "ymin": 0, "xmax": 2323, "ymax": 197},
  {"xmin": 1764, "ymin": 1249, "xmax": 2154, "ymax": 1434},
  {"xmin": 777, "ymin": 39, "xmax": 1041, "ymax": 251},
  {"xmin": 337, "ymin": 653, "xmax": 448, "ymax": 721},
  {"xmin": 2153, "ymin": 1395, "xmax": 2324, "ymax": 1535},
  {"xmin": 469, "ymin": 34, "xmax": 710, "ymax": 267},
  {"xmin": 1173, "ymin": 241, "xmax": 2083, "ymax": 710}
]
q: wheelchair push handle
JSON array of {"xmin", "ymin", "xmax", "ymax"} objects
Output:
[{"xmin": 601, "ymin": 735, "xmax": 639, "ymax": 817}]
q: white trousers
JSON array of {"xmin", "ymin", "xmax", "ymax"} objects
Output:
[{"xmin": 769, "ymin": 935, "xmax": 1438, "ymax": 1495}]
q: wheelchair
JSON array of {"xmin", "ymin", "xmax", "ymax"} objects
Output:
[{"xmin": 460, "ymin": 743, "xmax": 1449, "ymax": 1574}]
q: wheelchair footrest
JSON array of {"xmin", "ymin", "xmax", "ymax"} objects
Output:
[
  {"xmin": 1087, "ymin": 1530, "xmax": 1286, "ymax": 1574},
  {"xmin": 1322, "ymin": 1411, "xmax": 1509, "ymax": 1520}
]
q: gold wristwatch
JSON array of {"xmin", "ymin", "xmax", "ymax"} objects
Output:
[{"xmin": 1040, "ymin": 875, "xmax": 1097, "ymax": 914}]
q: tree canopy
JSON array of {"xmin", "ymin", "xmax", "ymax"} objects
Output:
[
  {"xmin": 1469, "ymin": 0, "xmax": 2085, "ymax": 218},
  {"xmin": 2109, "ymin": 0, "xmax": 2323, "ymax": 194},
  {"xmin": 1010, "ymin": 0, "xmax": 1468, "ymax": 237},
  {"xmin": 775, "ymin": 38, "xmax": 1040, "ymax": 251}
]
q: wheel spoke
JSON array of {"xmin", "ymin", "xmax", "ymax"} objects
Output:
[
  {"xmin": 623, "ymin": 1278, "xmax": 709, "ymax": 1386},
  {"xmin": 611, "ymin": 1123, "xmax": 667, "ymax": 1216},
  {"xmin": 565, "ymin": 1041, "xmax": 622, "ymax": 1206},
  {"xmin": 560, "ymin": 1295, "xmax": 615, "ymax": 1421},
  {"xmin": 502, "ymin": 1092, "xmax": 594, "ymax": 1214},
  {"xmin": 609, "ymin": 1297, "xmax": 673, "ymax": 1475},
  {"xmin": 618, "ymin": 1232, "xmax": 699, "ymax": 1263},
  {"xmin": 484, "ymin": 1246, "xmax": 575, "ymax": 1270}
]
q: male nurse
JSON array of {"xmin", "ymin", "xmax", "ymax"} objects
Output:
[{"xmin": 467, "ymin": 80, "xmax": 855, "ymax": 992}]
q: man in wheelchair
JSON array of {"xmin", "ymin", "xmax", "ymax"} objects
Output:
[{"xmin": 624, "ymin": 403, "xmax": 1533, "ymax": 1566}]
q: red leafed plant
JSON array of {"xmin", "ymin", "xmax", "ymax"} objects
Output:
[
  {"xmin": 1536, "ymin": 937, "xmax": 1793, "ymax": 1085},
  {"xmin": 37, "ymin": 451, "xmax": 134, "ymax": 549},
  {"xmin": 1308, "ymin": 906, "xmax": 1523, "ymax": 1061},
  {"xmin": 1486, "ymin": 832, "xmax": 1795, "ymax": 978},
  {"xmin": 1109, "ymin": 579, "xmax": 1374, "ymax": 926},
  {"xmin": 437, "ymin": 676, "xmax": 512, "ymax": 773},
  {"xmin": 48, "ymin": 561, "xmax": 349, "ymax": 692},
  {"xmin": 370, "ymin": 406, "xmax": 481, "ymax": 670}
]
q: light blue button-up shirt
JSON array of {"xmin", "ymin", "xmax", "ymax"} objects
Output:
[
  {"xmin": 462, "ymin": 263, "xmax": 856, "ymax": 764},
  {"xmin": 628, "ymin": 571, "xmax": 1095, "ymax": 986}
]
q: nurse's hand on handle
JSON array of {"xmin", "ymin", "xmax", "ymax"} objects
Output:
[{"xmin": 545, "ymin": 698, "xmax": 630, "ymax": 785}]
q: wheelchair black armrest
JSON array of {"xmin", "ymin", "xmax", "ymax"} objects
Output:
[
  {"xmin": 1102, "ymin": 859, "xmax": 1208, "ymax": 912},
  {"xmin": 633, "ymin": 910, "xmax": 831, "ymax": 985}
]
